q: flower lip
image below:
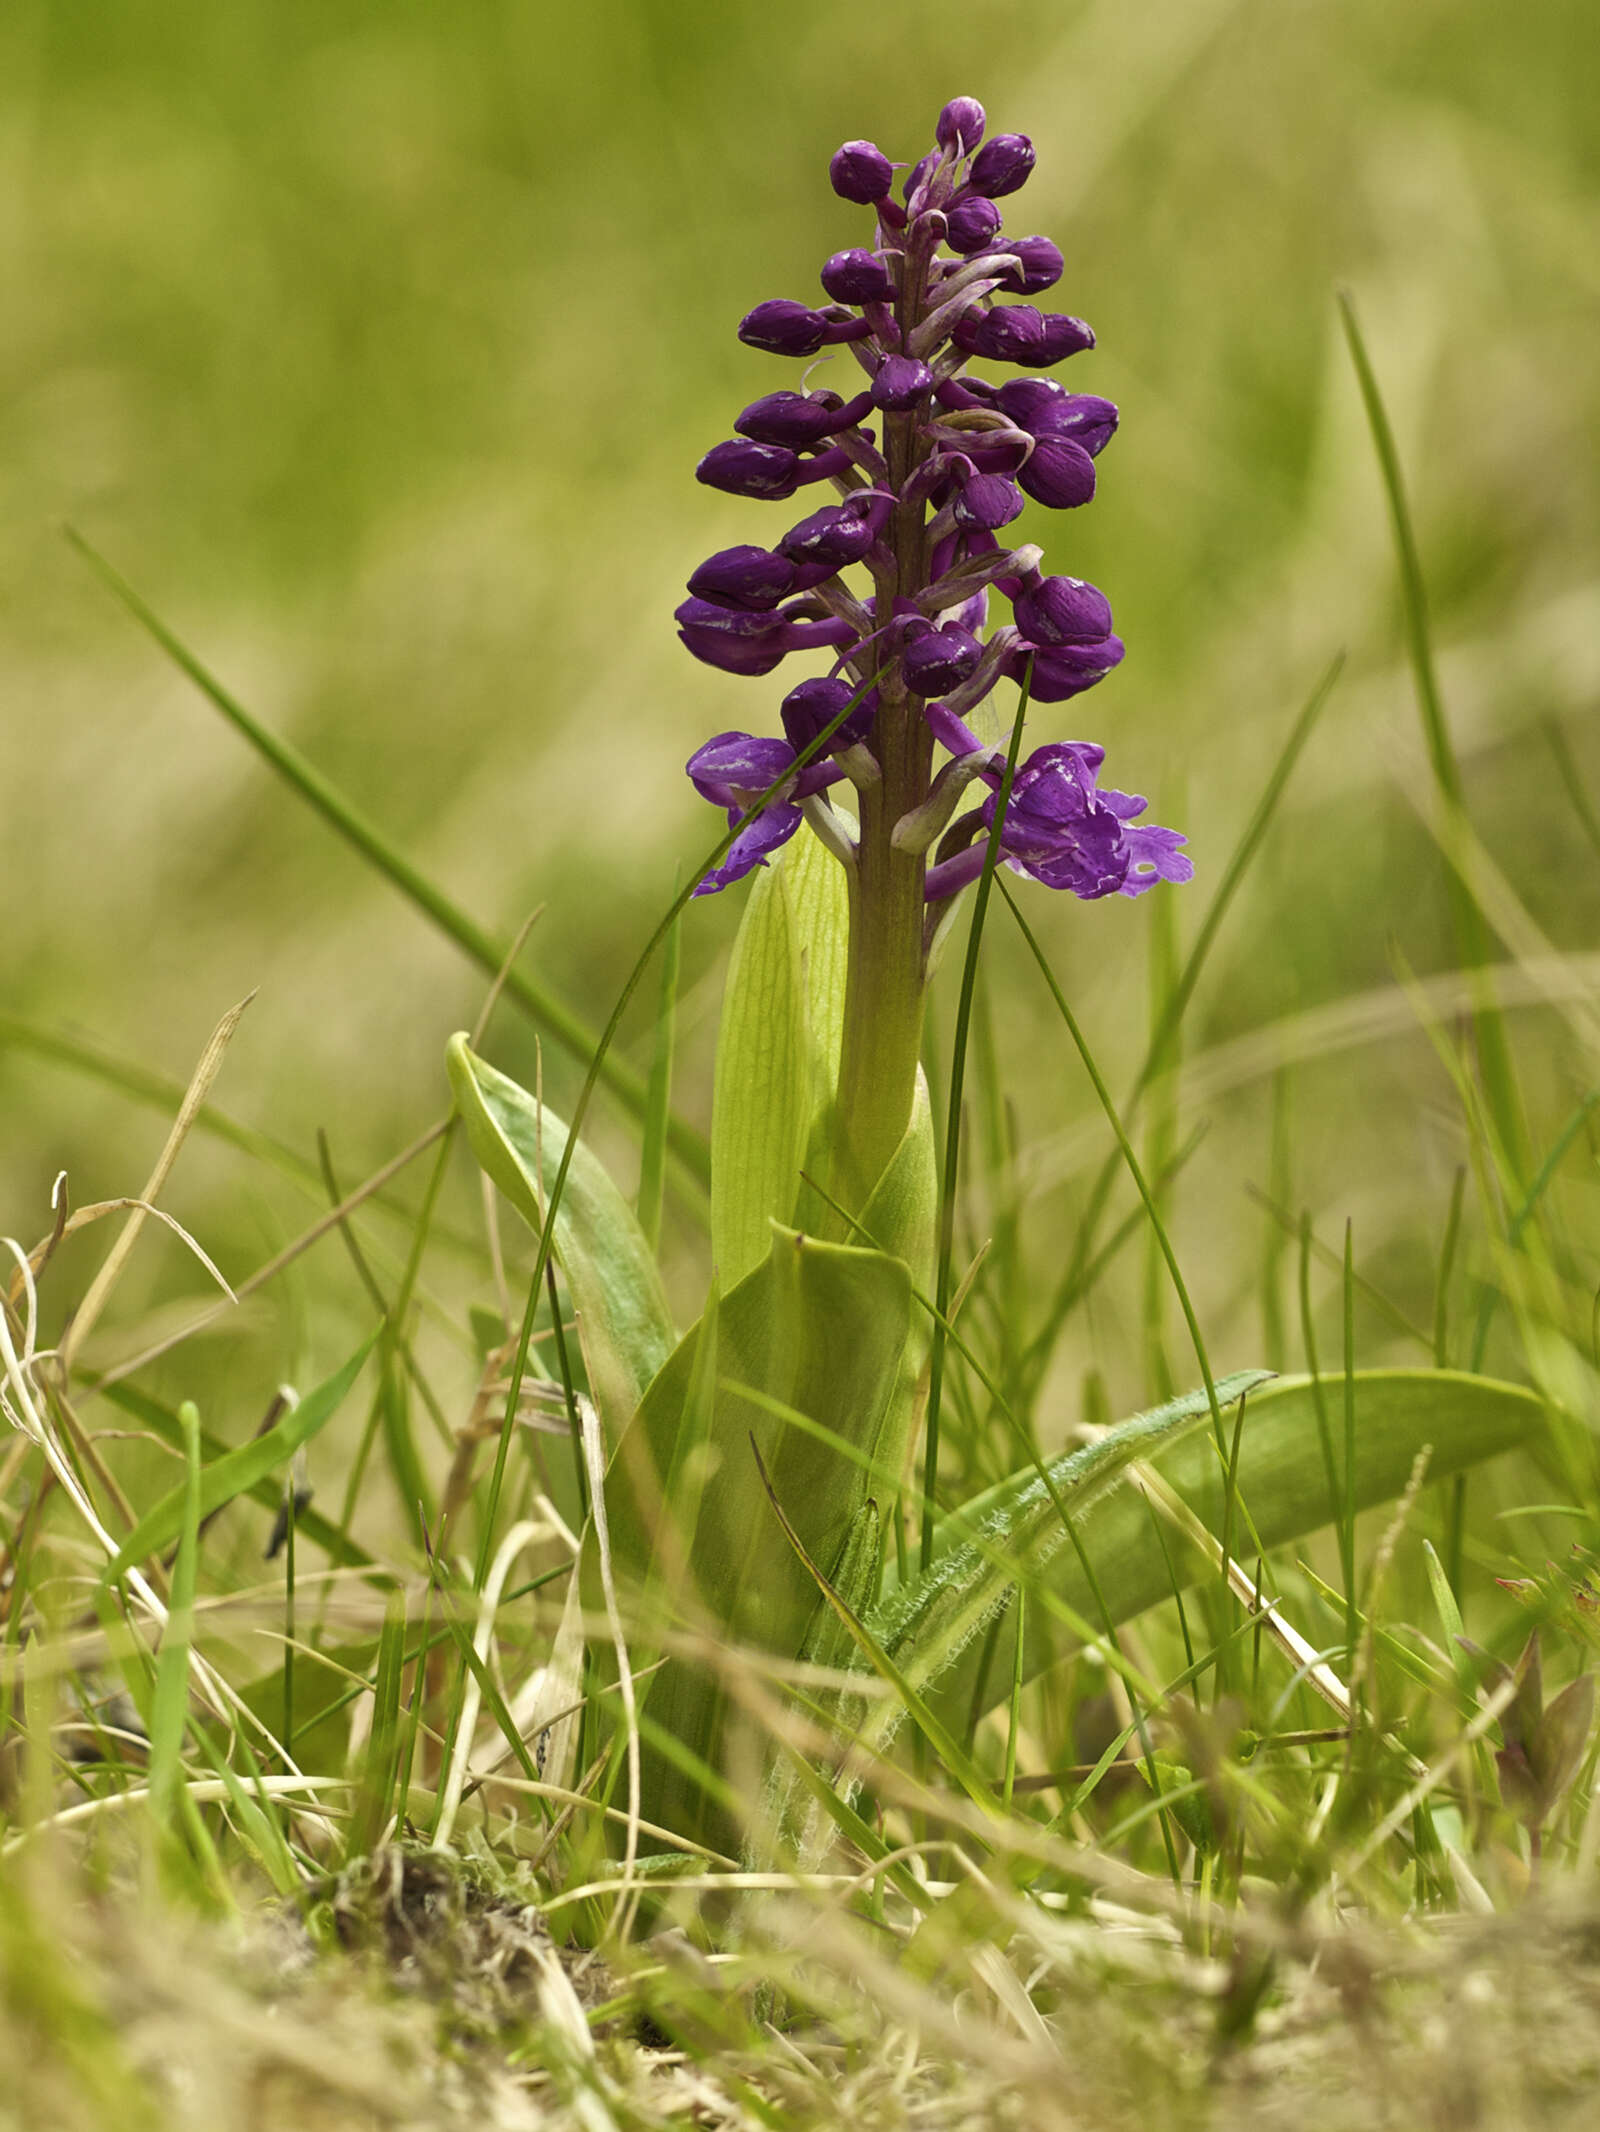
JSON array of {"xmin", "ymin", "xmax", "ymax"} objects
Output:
[
  {"xmin": 1003, "ymin": 633, "xmax": 1125, "ymax": 702},
  {"xmin": 830, "ymin": 138, "xmax": 894, "ymax": 204}
]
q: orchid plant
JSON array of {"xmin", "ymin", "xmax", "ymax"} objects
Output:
[{"xmin": 442, "ymin": 102, "xmax": 1554, "ymax": 1861}]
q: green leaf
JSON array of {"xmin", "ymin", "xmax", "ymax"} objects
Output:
[
  {"xmin": 147, "ymin": 1400, "xmax": 203, "ymax": 1831},
  {"xmin": 103, "ymin": 1338, "xmax": 375, "ymax": 1585},
  {"xmin": 710, "ymin": 860, "xmax": 808, "ymax": 1288},
  {"xmin": 447, "ymin": 1035, "xmax": 676, "ymax": 1440},
  {"xmin": 883, "ymin": 1369, "xmax": 1550, "ymax": 1730},
  {"xmin": 600, "ymin": 1220, "xmax": 914, "ymax": 1846},
  {"xmin": 713, "ymin": 828, "xmax": 856, "ymax": 1281}
]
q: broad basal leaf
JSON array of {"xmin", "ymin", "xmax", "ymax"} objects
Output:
[{"xmin": 447, "ymin": 1035, "xmax": 676, "ymax": 1442}]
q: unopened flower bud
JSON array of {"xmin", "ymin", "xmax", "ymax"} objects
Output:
[
  {"xmin": 820, "ymin": 248, "xmax": 896, "ymax": 304},
  {"xmin": 994, "ymin": 236, "xmax": 1064, "ymax": 295},
  {"xmin": 1013, "ymin": 575, "xmax": 1113, "ymax": 645},
  {"xmin": 872, "ymin": 354, "xmax": 936, "ymax": 411},
  {"xmin": 902, "ymin": 621, "xmax": 983, "ymax": 697},
  {"xmin": 936, "ymin": 97, "xmax": 986, "ymax": 155},
  {"xmin": 739, "ymin": 299, "xmax": 832, "ymax": 357},
  {"xmin": 967, "ymin": 132, "xmax": 1035, "ymax": 198},
  {"xmin": 953, "ymin": 472, "xmax": 1025, "ymax": 530},
  {"xmin": 944, "ymin": 196, "xmax": 1003, "ymax": 254},
  {"xmin": 902, "ymin": 150, "xmax": 938, "ymax": 204},
  {"xmin": 951, "ymin": 304, "xmax": 1045, "ymax": 362},
  {"xmin": 734, "ymin": 388, "xmax": 873, "ymax": 446},
  {"xmin": 688, "ymin": 545, "xmax": 799, "ymax": 611},
  {"xmin": 1036, "ymin": 313, "xmax": 1095, "ymax": 363},
  {"xmin": 995, "ymin": 380, "xmax": 1116, "ymax": 454},
  {"xmin": 830, "ymin": 139, "xmax": 894, "ymax": 203},
  {"xmin": 781, "ymin": 675, "xmax": 875, "ymax": 750},
  {"xmin": 697, "ymin": 438, "xmax": 803, "ymax": 498},
  {"xmin": 1017, "ymin": 436, "xmax": 1097, "ymax": 508},
  {"xmin": 779, "ymin": 494, "xmax": 888, "ymax": 566}
]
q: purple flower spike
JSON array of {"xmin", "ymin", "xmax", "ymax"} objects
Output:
[
  {"xmin": 1013, "ymin": 575, "xmax": 1114, "ymax": 645},
  {"xmin": 820, "ymin": 248, "xmax": 896, "ymax": 304},
  {"xmin": 953, "ymin": 472, "xmax": 1025, "ymax": 530},
  {"xmin": 937, "ymin": 97, "xmax": 987, "ymax": 155},
  {"xmin": 945, "ymin": 196, "xmax": 1004, "ymax": 254},
  {"xmin": 679, "ymin": 99, "xmax": 1187, "ymax": 916},
  {"xmin": 967, "ymin": 132, "xmax": 1036, "ymax": 197},
  {"xmin": 1017, "ymin": 435, "xmax": 1098, "ymax": 509},
  {"xmin": 871, "ymin": 354, "xmax": 936, "ymax": 411},
  {"xmin": 830, "ymin": 139, "xmax": 894, "ymax": 204},
  {"xmin": 995, "ymin": 237, "xmax": 1064, "ymax": 296},
  {"xmin": 902, "ymin": 621, "xmax": 982, "ymax": 698},
  {"xmin": 781, "ymin": 675, "xmax": 875, "ymax": 751},
  {"xmin": 735, "ymin": 388, "xmax": 872, "ymax": 446},
  {"xmin": 688, "ymin": 545, "xmax": 799, "ymax": 612}
]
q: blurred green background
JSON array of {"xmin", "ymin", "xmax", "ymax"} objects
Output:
[{"xmin": 3, "ymin": 0, "xmax": 1597, "ymax": 1483}]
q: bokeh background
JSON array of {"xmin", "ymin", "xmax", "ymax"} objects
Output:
[{"xmin": 3, "ymin": 0, "xmax": 1597, "ymax": 1473}]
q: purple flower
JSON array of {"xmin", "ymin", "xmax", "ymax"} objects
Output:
[
  {"xmin": 1004, "ymin": 633, "xmax": 1125, "ymax": 701},
  {"xmin": 780, "ymin": 675, "xmax": 875, "ymax": 751},
  {"xmin": 902, "ymin": 621, "xmax": 982, "ymax": 698},
  {"xmin": 967, "ymin": 133, "xmax": 1035, "ymax": 197},
  {"xmin": 997, "ymin": 380, "xmax": 1118, "ymax": 454},
  {"xmin": 688, "ymin": 545, "xmax": 799, "ymax": 612},
  {"xmin": 923, "ymin": 743, "xmax": 1191, "ymax": 903},
  {"xmin": 994, "ymin": 237, "xmax": 1064, "ymax": 296},
  {"xmin": 734, "ymin": 388, "xmax": 873, "ymax": 446},
  {"xmin": 830, "ymin": 139, "xmax": 894, "ymax": 204},
  {"xmin": 871, "ymin": 354, "xmax": 936, "ymax": 410},
  {"xmin": 936, "ymin": 98, "xmax": 987, "ymax": 155},
  {"xmin": 687, "ymin": 731, "xmax": 842, "ymax": 895},
  {"xmin": 953, "ymin": 471, "xmax": 1025, "ymax": 530},
  {"xmin": 738, "ymin": 299, "xmax": 871, "ymax": 357},
  {"xmin": 779, "ymin": 493, "xmax": 890, "ymax": 566},
  {"xmin": 675, "ymin": 597, "xmax": 855, "ymax": 677},
  {"xmin": 1017, "ymin": 435, "xmax": 1098, "ymax": 509},
  {"xmin": 821, "ymin": 249, "xmax": 896, "ymax": 304},
  {"xmin": 945, "ymin": 197, "xmax": 1003, "ymax": 253},
  {"xmin": 696, "ymin": 439, "xmax": 851, "ymax": 500},
  {"xmin": 1013, "ymin": 575, "xmax": 1114, "ymax": 645}
]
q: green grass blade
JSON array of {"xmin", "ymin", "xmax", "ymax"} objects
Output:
[
  {"xmin": 1335, "ymin": 292, "xmax": 1524, "ymax": 1181},
  {"xmin": 65, "ymin": 526, "xmax": 710, "ymax": 1190},
  {"xmin": 103, "ymin": 1337, "xmax": 376, "ymax": 1582},
  {"xmin": 146, "ymin": 1401, "xmax": 203, "ymax": 1842},
  {"xmin": 637, "ymin": 902, "xmax": 681, "ymax": 1253}
]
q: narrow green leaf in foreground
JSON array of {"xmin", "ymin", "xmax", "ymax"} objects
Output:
[
  {"xmin": 103, "ymin": 1337, "xmax": 376, "ymax": 1584},
  {"xmin": 146, "ymin": 1401, "xmax": 203, "ymax": 1837},
  {"xmin": 447, "ymin": 1036, "xmax": 677, "ymax": 1441}
]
